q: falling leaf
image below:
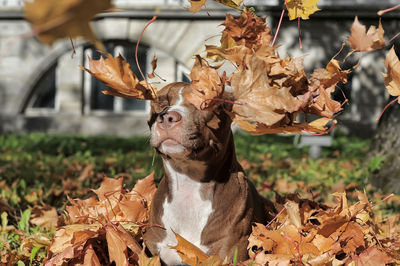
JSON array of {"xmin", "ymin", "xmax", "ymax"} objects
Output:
[
  {"xmin": 222, "ymin": 9, "xmax": 270, "ymax": 49},
  {"xmin": 230, "ymin": 54, "xmax": 307, "ymax": 127},
  {"xmin": 80, "ymin": 53, "xmax": 157, "ymax": 101},
  {"xmin": 169, "ymin": 231, "xmax": 209, "ymax": 265},
  {"xmin": 183, "ymin": 55, "xmax": 225, "ymax": 110},
  {"xmin": 24, "ymin": 0, "xmax": 111, "ymax": 51},
  {"xmin": 148, "ymin": 55, "xmax": 158, "ymax": 79},
  {"xmin": 384, "ymin": 46, "xmax": 400, "ymax": 103},
  {"xmin": 187, "ymin": 0, "xmax": 207, "ymax": 13},
  {"xmin": 286, "ymin": 0, "xmax": 321, "ymax": 20},
  {"xmin": 347, "ymin": 16, "xmax": 385, "ymax": 53},
  {"xmin": 215, "ymin": 0, "xmax": 243, "ymax": 9}
]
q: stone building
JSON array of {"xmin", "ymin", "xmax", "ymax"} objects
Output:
[{"xmin": 0, "ymin": 0, "xmax": 398, "ymax": 137}]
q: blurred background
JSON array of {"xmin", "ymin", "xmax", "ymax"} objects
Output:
[
  {"xmin": 0, "ymin": 0, "xmax": 400, "ymax": 209},
  {"xmin": 0, "ymin": 0, "xmax": 399, "ymax": 137}
]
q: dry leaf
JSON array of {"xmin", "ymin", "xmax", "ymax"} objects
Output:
[
  {"xmin": 25, "ymin": 0, "xmax": 111, "ymax": 51},
  {"xmin": 169, "ymin": 231, "xmax": 209, "ymax": 265},
  {"xmin": 183, "ymin": 55, "xmax": 225, "ymax": 110},
  {"xmin": 286, "ymin": 0, "xmax": 321, "ymax": 20},
  {"xmin": 138, "ymin": 245, "xmax": 161, "ymax": 266},
  {"xmin": 30, "ymin": 205, "xmax": 58, "ymax": 230},
  {"xmin": 148, "ymin": 55, "xmax": 158, "ymax": 79},
  {"xmin": 215, "ymin": 0, "xmax": 243, "ymax": 9},
  {"xmin": 187, "ymin": 0, "xmax": 207, "ymax": 13},
  {"xmin": 230, "ymin": 54, "xmax": 307, "ymax": 126},
  {"xmin": 347, "ymin": 16, "xmax": 385, "ymax": 53},
  {"xmin": 80, "ymin": 53, "xmax": 157, "ymax": 101},
  {"xmin": 106, "ymin": 226, "xmax": 130, "ymax": 266},
  {"xmin": 384, "ymin": 46, "xmax": 400, "ymax": 103}
]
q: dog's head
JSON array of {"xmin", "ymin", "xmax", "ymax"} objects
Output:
[{"xmin": 148, "ymin": 82, "xmax": 233, "ymax": 161}]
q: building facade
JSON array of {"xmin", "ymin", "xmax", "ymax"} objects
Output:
[{"xmin": 0, "ymin": 0, "xmax": 399, "ymax": 137}]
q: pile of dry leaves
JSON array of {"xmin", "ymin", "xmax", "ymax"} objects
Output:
[{"xmin": 26, "ymin": 174, "xmax": 398, "ymax": 265}]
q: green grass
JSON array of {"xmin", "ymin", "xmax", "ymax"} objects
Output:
[
  {"xmin": 2, "ymin": 132, "xmax": 398, "ymax": 265},
  {"xmin": 0, "ymin": 132, "xmax": 373, "ymax": 209}
]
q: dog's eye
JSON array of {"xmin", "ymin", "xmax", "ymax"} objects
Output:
[{"xmin": 148, "ymin": 107, "xmax": 170, "ymax": 127}]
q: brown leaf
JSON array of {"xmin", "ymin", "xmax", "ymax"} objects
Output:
[
  {"xmin": 215, "ymin": 0, "xmax": 243, "ymax": 9},
  {"xmin": 30, "ymin": 205, "xmax": 59, "ymax": 230},
  {"xmin": 222, "ymin": 9, "xmax": 270, "ymax": 49},
  {"xmin": 183, "ymin": 55, "xmax": 225, "ymax": 110},
  {"xmin": 347, "ymin": 16, "xmax": 385, "ymax": 52},
  {"xmin": 148, "ymin": 55, "xmax": 158, "ymax": 79},
  {"xmin": 106, "ymin": 226, "xmax": 130, "ymax": 266},
  {"xmin": 77, "ymin": 244, "xmax": 101, "ymax": 266},
  {"xmin": 187, "ymin": 0, "xmax": 207, "ymax": 13},
  {"xmin": 230, "ymin": 54, "xmax": 307, "ymax": 126},
  {"xmin": 138, "ymin": 245, "xmax": 161, "ymax": 266},
  {"xmin": 355, "ymin": 246, "xmax": 395, "ymax": 265},
  {"xmin": 169, "ymin": 231, "xmax": 209, "ymax": 265},
  {"xmin": 131, "ymin": 171, "xmax": 157, "ymax": 204},
  {"xmin": 24, "ymin": 0, "xmax": 111, "ymax": 51},
  {"xmin": 384, "ymin": 46, "xmax": 400, "ymax": 103},
  {"xmin": 91, "ymin": 176, "xmax": 124, "ymax": 202},
  {"xmin": 80, "ymin": 53, "xmax": 157, "ymax": 101}
]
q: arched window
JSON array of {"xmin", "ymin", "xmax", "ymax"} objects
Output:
[{"xmin": 82, "ymin": 40, "xmax": 149, "ymax": 114}]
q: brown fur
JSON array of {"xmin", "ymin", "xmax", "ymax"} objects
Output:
[{"xmin": 144, "ymin": 82, "xmax": 275, "ymax": 263}]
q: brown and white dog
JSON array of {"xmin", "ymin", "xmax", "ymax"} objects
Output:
[{"xmin": 144, "ymin": 82, "xmax": 275, "ymax": 265}]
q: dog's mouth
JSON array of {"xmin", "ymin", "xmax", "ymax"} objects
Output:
[{"xmin": 161, "ymin": 138, "xmax": 180, "ymax": 146}]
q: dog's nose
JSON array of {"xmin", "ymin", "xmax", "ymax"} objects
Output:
[{"xmin": 157, "ymin": 111, "xmax": 182, "ymax": 130}]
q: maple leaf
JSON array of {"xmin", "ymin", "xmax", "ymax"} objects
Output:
[
  {"xmin": 384, "ymin": 46, "xmax": 400, "ymax": 103},
  {"xmin": 286, "ymin": 0, "xmax": 321, "ymax": 20},
  {"xmin": 306, "ymin": 59, "xmax": 349, "ymax": 118},
  {"xmin": 215, "ymin": 0, "xmax": 243, "ymax": 9},
  {"xmin": 230, "ymin": 54, "xmax": 307, "ymax": 127},
  {"xmin": 169, "ymin": 231, "xmax": 209, "ymax": 265},
  {"xmin": 30, "ymin": 205, "xmax": 59, "ymax": 230},
  {"xmin": 347, "ymin": 16, "xmax": 385, "ymax": 53},
  {"xmin": 222, "ymin": 9, "xmax": 270, "ymax": 49},
  {"xmin": 138, "ymin": 245, "xmax": 161, "ymax": 266},
  {"xmin": 24, "ymin": 0, "xmax": 111, "ymax": 51},
  {"xmin": 183, "ymin": 55, "xmax": 225, "ymax": 110},
  {"xmin": 80, "ymin": 53, "xmax": 157, "ymax": 101},
  {"xmin": 187, "ymin": 0, "xmax": 207, "ymax": 13}
]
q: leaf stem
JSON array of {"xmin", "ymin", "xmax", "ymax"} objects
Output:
[
  {"xmin": 376, "ymin": 96, "xmax": 399, "ymax": 121},
  {"xmin": 271, "ymin": 0, "xmax": 287, "ymax": 46},
  {"xmin": 378, "ymin": 4, "xmax": 400, "ymax": 16},
  {"xmin": 266, "ymin": 206, "xmax": 286, "ymax": 228},
  {"xmin": 388, "ymin": 31, "xmax": 400, "ymax": 45},
  {"xmin": 303, "ymin": 120, "xmax": 337, "ymax": 136},
  {"xmin": 298, "ymin": 17, "xmax": 303, "ymax": 50},
  {"xmin": 136, "ymin": 16, "xmax": 157, "ymax": 96}
]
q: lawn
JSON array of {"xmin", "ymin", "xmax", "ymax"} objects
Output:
[{"xmin": 0, "ymin": 132, "xmax": 398, "ymax": 265}]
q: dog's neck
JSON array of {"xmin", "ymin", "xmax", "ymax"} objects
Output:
[{"xmin": 161, "ymin": 131, "xmax": 240, "ymax": 184}]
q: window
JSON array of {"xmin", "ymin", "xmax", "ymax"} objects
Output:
[
  {"xmin": 23, "ymin": 63, "xmax": 57, "ymax": 114},
  {"xmin": 83, "ymin": 40, "xmax": 149, "ymax": 114}
]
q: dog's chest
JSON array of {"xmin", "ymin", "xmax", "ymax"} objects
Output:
[{"xmin": 157, "ymin": 162, "xmax": 214, "ymax": 263}]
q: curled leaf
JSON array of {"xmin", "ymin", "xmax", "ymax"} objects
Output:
[
  {"xmin": 169, "ymin": 231, "xmax": 209, "ymax": 265},
  {"xmin": 80, "ymin": 53, "xmax": 157, "ymax": 101},
  {"xmin": 384, "ymin": 46, "xmax": 400, "ymax": 103},
  {"xmin": 183, "ymin": 55, "xmax": 225, "ymax": 110}
]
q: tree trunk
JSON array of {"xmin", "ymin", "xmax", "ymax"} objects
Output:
[{"xmin": 368, "ymin": 98, "xmax": 400, "ymax": 193}]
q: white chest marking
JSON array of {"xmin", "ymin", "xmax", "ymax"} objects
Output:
[{"xmin": 157, "ymin": 161, "xmax": 214, "ymax": 265}]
